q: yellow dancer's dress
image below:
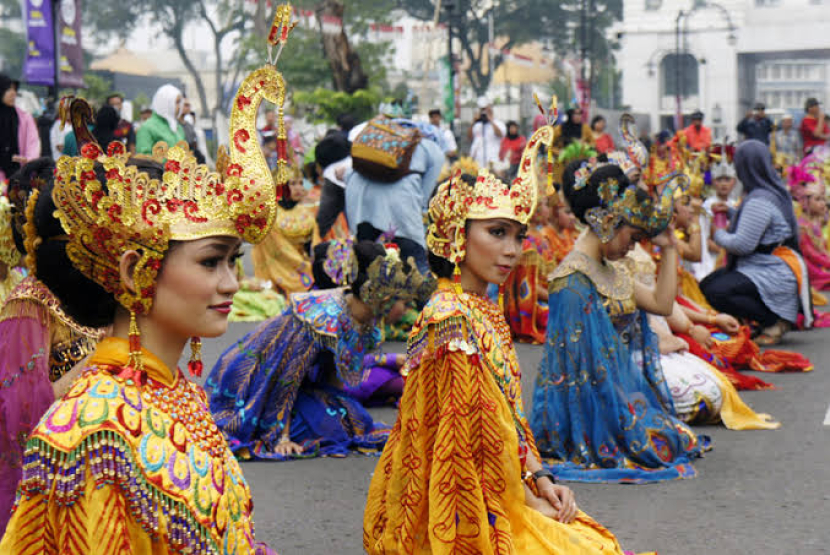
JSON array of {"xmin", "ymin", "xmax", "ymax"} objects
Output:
[
  {"xmin": 364, "ymin": 279, "xmax": 651, "ymax": 555},
  {"xmin": 252, "ymin": 202, "xmax": 319, "ymax": 295},
  {"xmin": 0, "ymin": 338, "xmax": 273, "ymax": 555}
]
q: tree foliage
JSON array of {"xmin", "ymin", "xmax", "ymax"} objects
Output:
[
  {"xmin": 294, "ymin": 88, "xmax": 381, "ymax": 124},
  {"xmin": 399, "ymin": 0, "xmax": 622, "ymax": 98}
]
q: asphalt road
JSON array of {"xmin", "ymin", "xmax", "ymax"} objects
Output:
[{"xmin": 193, "ymin": 320, "xmax": 830, "ymax": 555}]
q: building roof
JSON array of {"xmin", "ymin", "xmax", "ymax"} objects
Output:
[{"xmin": 90, "ymin": 47, "xmax": 158, "ymax": 76}]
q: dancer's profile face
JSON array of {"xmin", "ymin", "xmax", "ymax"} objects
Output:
[
  {"xmin": 460, "ymin": 218, "xmax": 527, "ymax": 290},
  {"xmin": 147, "ymin": 236, "xmax": 242, "ymax": 340},
  {"xmin": 601, "ymin": 224, "xmax": 644, "ymax": 261}
]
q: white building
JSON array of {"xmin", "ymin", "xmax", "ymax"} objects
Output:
[{"xmin": 618, "ymin": 0, "xmax": 830, "ymax": 139}]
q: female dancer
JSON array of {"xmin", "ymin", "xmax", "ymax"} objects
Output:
[
  {"xmin": 0, "ymin": 25, "xmax": 289, "ymax": 550},
  {"xmin": 251, "ymin": 163, "xmax": 319, "ymax": 295},
  {"xmin": 206, "ymin": 240, "xmax": 431, "ymax": 460},
  {"xmin": 365, "ymin": 126, "xmax": 652, "ymax": 552},
  {"xmin": 0, "ymin": 159, "xmax": 106, "ymax": 535},
  {"xmin": 530, "ymin": 160, "xmax": 706, "ymax": 483}
]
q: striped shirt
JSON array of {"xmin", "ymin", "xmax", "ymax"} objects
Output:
[{"xmin": 714, "ymin": 197, "xmax": 799, "ymax": 322}]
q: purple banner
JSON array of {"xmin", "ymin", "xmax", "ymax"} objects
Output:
[
  {"xmin": 57, "ymin": 0, "xmax": 83, "ymax": 88},
  {"xmin": 22, "ymin": 0, "xmax": 56, "ymax": 86}
]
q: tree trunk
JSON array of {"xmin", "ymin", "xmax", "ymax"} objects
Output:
[
  {"xmin": 315, "ymin": 0, "xmax": 368, "ymax": 93},
  {"xmin": 170, "ymin": 19, "xmax": 210, "ymax": 118}
]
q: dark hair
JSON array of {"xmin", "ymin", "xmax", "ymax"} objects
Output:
[
  {"xmin": 590, "ymin": 115, "xmax": 606, "ymax": 130},
  {"xmin": 562, "ymin": 160, "xmax": 645, "ymax": 227},
  {"xmin": 336, "ymin": 114, "xmax": 357, "ymax": 133},
  {"xmin": 94, "ymin": 105, "xmax": 120, "ymax": 148},
  {"xmin": 428, "ymin": 109, "xmax": 442, "ymax": 118},
  {"xmin": 350, "ymin": 241, "xmax": 388, "ymax": 299},
  {"xmin": 311, "ymin": 242, "xmax": 337, "ymax": 289},
  {"xmin": 9, "ymin": 159, "xmax": 118, "ymax": 328},
  {"xmin": 106, "ymin": 93, "xmax": 124, "ymax": 103},
  {"xmin": 428, "ymin": 251, "xmax": 455, "ymax": 279},
  {"xmin": 506, "ymin": 120, "xmax": 519, "ymax": 130}
]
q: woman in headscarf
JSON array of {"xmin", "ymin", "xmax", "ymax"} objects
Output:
[
  {"xmin": 701, "ymin": 139, "xmax": 810, "ymax": 345},
  {"xmin": 135, "ymin": 83, "xmax": 186, "ymax": 154},
  {"xmin": 0, "ymin": 74, "xmax": 40, "ymax": 182}
]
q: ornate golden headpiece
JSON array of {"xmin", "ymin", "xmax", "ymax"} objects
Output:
[
  {"xmin": 0, "ymin": 196, "xmax": 18, "ymax": 268},
  {"xmin": 322, "ymin": 237, "xmax": 433, "ymax": 317},
  {"xmin": 52, "ymin": 8, "xmax": 299, "ymax": 317},
  {"xmin": 575, "ymin": 159, "xmax": 688, "ymax": 243},
  {"xmin": 356, "ymin": 244, "xmax": 435, "ymax": 317},
  {"xmin": 427, "ymin": 97, "xmax": 555, "ymax": 265}
]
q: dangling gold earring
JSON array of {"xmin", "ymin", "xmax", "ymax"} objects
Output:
[
  {"xmin": 498, "ymin": 283, "xmax": 505, "ymax": 312},
  {"xmin": 188, "ymin": 337, "xmax": 203, "ymax": 377},
  {"xmin": 128, "ymin": 311, "xmax": 143, "ymax": 371},
  {"xmin": 453, "ymin": 263, "xmax": 463, "ymax": 295}
]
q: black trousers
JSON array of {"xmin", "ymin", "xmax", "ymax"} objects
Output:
[
  {"xmin": 316, "ymin": 179, "xmax": 345, "ymax": 238},
  {"xmin": 700, "ymin": 268, "xmax": 779, "ymax": 327}
]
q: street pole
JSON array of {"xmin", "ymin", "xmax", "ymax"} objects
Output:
[
  {"xmin": 446, "ymin": 1, "xmax": 455, "ymax": 133},
  {"xmin": 50, "ymin": 0, "xmax": 60, "ymax": 101},
  {"xmin": 580, "ymin": 0, "xmax": 587, "ymax": 113},
  {"xmin": 675, "ymin": 10, "xmax": 684, "ymax": 131}
]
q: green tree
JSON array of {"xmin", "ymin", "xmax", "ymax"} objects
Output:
[
  {"xmin": 294, "ymin": 88, "xmax": 381, "ymax": 124},
  {"xmin": 401, "ymin": 0, "xmax": 622, "ymax": 98}
]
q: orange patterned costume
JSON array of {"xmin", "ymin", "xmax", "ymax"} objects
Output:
[{"xmin": 363, "ymin": 281, "xmax": 636, "ymax": 554}]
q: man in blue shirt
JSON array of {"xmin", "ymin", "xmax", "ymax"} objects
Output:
[
  {"xmin": 345, "ymin": 127, "xmax": 445, "ymax": 274},
  {"xmin": 737, "ymin": 102, "xmax": 774, "ymax": 145}
]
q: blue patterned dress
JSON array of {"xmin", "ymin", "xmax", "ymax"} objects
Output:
[
  {"xmin": 206, "ymin": 289, "xmax": 389, "ymax": 460},
  {"xmin": 530, "ymin": 251, "xmax": 706, "ymax": 483}
]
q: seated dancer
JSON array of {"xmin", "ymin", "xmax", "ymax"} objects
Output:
[
  {"xmin": 701, "ymin": 140, "xmax": 812, "ymax": 345},
  {"xmin": 0, "ymin": 195, "xmax": 23, "ymax": 302},
  {"xmin": 252, "ymin": 162, "xmax": 319, "ymax": 295},
  {"xmin": 628, "ymin": 244, "xmax": 780, "ymax": 430},
  {"xmin": 0, "ymin": 82, "xmax": 283, "ymax": 555},
  {"xmin": 0, "ymin": 160, "xmax": 106, "ymax": 535},
  {"xmin": 544, "ymin": 190, "xmax": 578, "ymax": 263},
  {"xmin": 206, "ymin": 239, "xmax": 432, "ymax": 460},
  {"xmin": 0, "ymin": 20, "xmax": 296, "ymax": 550},
  {"xmin": 365, "ymin": 149, "xmax": 651, "ymax": 553},
  {"xmin": 503, "ymin": 195, "xmax": 555, "ymax": 343},
  {"xmin": 530, "ymin": 160, "xmax": 706, "ymax": 484},
  {"xmin": 798, "ymin": 181, "xmax": 830, "ymax": 290}
]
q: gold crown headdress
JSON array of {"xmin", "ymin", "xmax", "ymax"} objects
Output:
[
  {"xmin": 52, "ymin": 10, "xmax": 300, "ymax": 317},
  {"xmin": 356, "ymin": 244, "xmax": 435, "ymax": 318},
  {"xmin": 427, "ymin": 96, "xmax": 556, "ymax": 266},
  {"xmin": 618, "ymin": 113, "xmax": 649, "ymax": 169},
  {"xmin": 322, "ymin": 238, "xmax": 434, "ymax": 316},
  {"xmin": 52, "ymin": 4, "xmax": 298, "ymax": 372},
  {"xmin": 575, "ymin": 159, "xmax": 688, "ymax": 242},
  {"xmin": 0, "ymin": 196, "xmax": 18, "ymax": 268}
]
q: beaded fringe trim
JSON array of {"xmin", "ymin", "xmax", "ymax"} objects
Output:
[{"xmin": 19, "ymin": 432, "xmax": 220, "ymax": 555}]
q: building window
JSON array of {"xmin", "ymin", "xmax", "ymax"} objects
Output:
[
  {"xmin": 661, "ymin": 53, "xmax": 699, "ymax": 97},
  {"xmin": 645, "ymin": 0, "xmax": 662, "ymax": 10}
]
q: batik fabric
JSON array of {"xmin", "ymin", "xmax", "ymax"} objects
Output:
[
  {"xmin": 206, "ymin": 288, "xmax": 388, "ymax": 460},
  {"xmin": 364, "ymin": 279, "xmax": 644, "ymax": 554},
  {"xmin": 530, "ymin": 251, "xmax": 705, "ymax": 483},
  {"xmin": 0, "ymin": 338, "xmax": 275, "ymax": 555}
]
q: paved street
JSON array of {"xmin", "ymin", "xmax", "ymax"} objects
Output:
[{"xmin": 194, "ymin": 320, "xmax": 830, "ymax": 555}]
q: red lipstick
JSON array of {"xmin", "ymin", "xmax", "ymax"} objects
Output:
[{"xmin": 210, "ymin": 301, "xmax": 233, "ymax": 315}]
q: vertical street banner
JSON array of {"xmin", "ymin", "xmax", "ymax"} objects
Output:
[
  {"xmin": 57, "ymin": 0, "xmax": 84, "ymax": 87},
  {"xmin": 439, "ymin": 56, "xmax": 455, "ymax": 122},
  {"xmin": 21, "ymin": 0, "xmax": 56, "ymax": 86}
]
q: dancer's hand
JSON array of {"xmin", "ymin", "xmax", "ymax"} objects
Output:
[
  {"xmin": 537, "ymin": 480, "xmax": 579, "ymax": 524},
  {"xmin": 690, "ymin": 324, "xmax": 714, "ymax": 348},
  {"xmin": 274, "ymin": 439, "xmax": 303, "ymax": 457},
  {"xmin": 715, "ymin": 313, "xmax": 740, "ymax": 334},
  {"xmin": 652, "ymin": 224, "xmax": 677, "ymax": 249}
]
